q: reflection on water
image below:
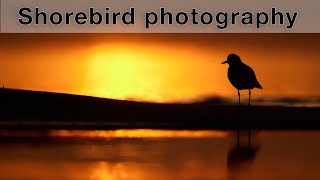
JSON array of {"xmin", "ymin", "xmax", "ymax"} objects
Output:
[
  {"xmin": 226, "ymin": 131, "xmax": 261, "ymax": 180},
  {"xmin": 49, "ymin": 129, "xmax": 228, "ymax": 138},
  {"xmin": 0, "ymin": 129, "xmax": 228, "ymax": 138},
  {"xmin": 0, "ymin": 130, "xmax": 320, "ymax": 180},
  {"xmin": 227, "ymin": 130, "xmax": 260, "ymax": 170}
]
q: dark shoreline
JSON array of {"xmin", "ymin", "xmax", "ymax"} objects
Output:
[{"xmin": 1, "ymin": 88, "xmax": 319, "ymax": 130}]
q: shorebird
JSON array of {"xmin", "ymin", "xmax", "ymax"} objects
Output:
[{"xmin": 222, "ymin": 54, "xmax": 262, "ymax": 106}]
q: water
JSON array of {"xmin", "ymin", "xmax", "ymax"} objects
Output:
[{"xmin": 0, "ymin": 130, "xmax": 320, "ymax": 180}]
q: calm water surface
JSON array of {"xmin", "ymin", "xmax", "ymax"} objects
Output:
[{"xmin": 0, "ymin": 130, "xmax": 320, "ymax": 180}]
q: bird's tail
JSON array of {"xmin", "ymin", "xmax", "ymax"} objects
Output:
[{"xmin": 256, "ymin": 83, "xmax": 263, "ymax": 89}]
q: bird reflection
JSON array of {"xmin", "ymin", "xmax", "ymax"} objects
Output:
[{"xmin": 227, "ymin": 130, "xmax": 260, "ymax": 178}]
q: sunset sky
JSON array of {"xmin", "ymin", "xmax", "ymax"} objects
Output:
[{"xmin": 0, "ymin": 34, "xmax": 319, "ymax": 103}]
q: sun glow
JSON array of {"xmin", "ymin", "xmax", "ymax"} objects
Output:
[
  {"xmin": 87, "ymin": 44, "xmax": 164, "ymax": 101},
  {"xmin": 85, "ymin": 43, "xmax": 223, "ymax": 103}
]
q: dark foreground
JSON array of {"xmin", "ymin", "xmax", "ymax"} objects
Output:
[{"xmin": 0, "ymin": 88, "xmax": 319, "ymax": 130}]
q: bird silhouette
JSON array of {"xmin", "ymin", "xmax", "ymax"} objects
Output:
[{"xmin": 222, "ymin": 54, "xmax": 262, "ymax": 106}]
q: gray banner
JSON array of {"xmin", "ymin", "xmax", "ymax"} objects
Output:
[{"xmin": 0, "ymin": 0, "xmax": 319, "ymax": 33}]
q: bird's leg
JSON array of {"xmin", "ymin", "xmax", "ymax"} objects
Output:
[
  {"xmin": 248, "ymin": 129, "xmax": 251, "ymax": 148},
  {"xmin": 238, "ymin": 90, "xmax": 240, "ymax": 106},
  {"xmin": 249, "ymin": 89, "xmax": 251, "ymax": 107}
]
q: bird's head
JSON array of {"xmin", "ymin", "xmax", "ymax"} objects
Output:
[{"xmin": 221, "ymin": 54, "xmax": 243, "ymax": 66}]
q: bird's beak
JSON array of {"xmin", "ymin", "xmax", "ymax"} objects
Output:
[{"xmin": 221, "ymin": 60, "xmax": 228, "ymax": 64}]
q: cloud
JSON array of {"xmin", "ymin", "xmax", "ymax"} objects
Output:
[{"xmin": 198, "ymin": 95, "xmax": 320, "ymax": 107}]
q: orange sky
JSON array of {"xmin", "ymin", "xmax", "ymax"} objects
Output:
[{"xmin": 0, "ymin": 34, "xmax": 319, "ymax": 103}]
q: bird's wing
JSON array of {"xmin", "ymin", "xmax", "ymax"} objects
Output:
[{"xmin": 243, "ymin": 64, "xmax": 262, "ymax": 89}]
